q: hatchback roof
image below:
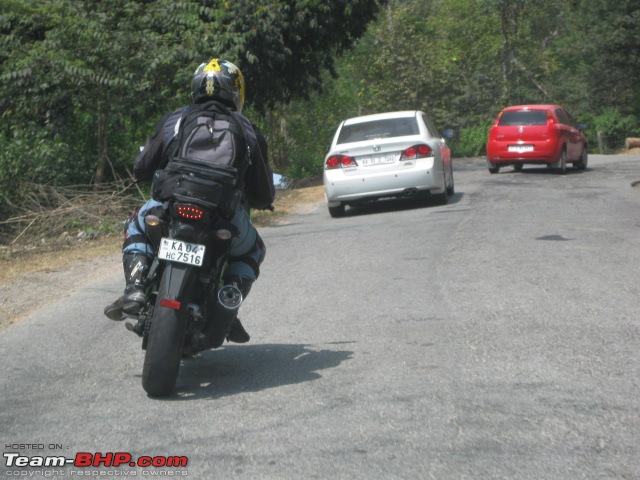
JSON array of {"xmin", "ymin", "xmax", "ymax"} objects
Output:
[{"xmin": 500, "ymin": 104, "xmax": 563, "ymax": 111}]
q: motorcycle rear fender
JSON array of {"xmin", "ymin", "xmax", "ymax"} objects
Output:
[{"xmin": 157, "ymin": 261, "xmax": 197, "ymax": 307}]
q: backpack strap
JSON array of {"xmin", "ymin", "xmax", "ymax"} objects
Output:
[{"xmin": 205, "ymin": 101, "xmax": 252, "ymax": 166}]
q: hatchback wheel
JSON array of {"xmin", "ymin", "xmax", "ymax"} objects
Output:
[
  {"xmin": 554, "ymin": 149, "xmax": 567, "ymax": 174},
  {"xmin": 576, "ymin": 149, "xmax": 588, "ymax": 170},
  {"xmin": 328, "ymin": 204, "xmax": 345, "ymax": 218},
  {"xmin": 488, "ymin": 166, "xmax": 500, "ymax": 174}
]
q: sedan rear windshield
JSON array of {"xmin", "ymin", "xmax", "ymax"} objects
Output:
[
  {"xmin": 498, "ymin": 110, "xmax": 548, "ymax": 126},
  {"xmin": 337, "ymin": 118, "xmax": 419, "ymax": 144}
]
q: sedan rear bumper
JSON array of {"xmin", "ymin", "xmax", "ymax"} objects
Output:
[{"xmin": 324, "ymin": 160, "xmax": 443, "ymax": 206}]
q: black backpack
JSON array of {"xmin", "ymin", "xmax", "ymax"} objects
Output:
[{"xmin": 151, "ymin": 101, "xmax": 251, "ymax": 218}]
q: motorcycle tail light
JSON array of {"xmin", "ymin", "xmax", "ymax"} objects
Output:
[
  {"xmin": 177, "ymin": 205, "xmax": 204, "ymax": 220},
  {"xmin": 160, "ymin": 298, "xmax": 181, "ymax": 310}
]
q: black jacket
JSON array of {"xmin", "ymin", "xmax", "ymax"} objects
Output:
[{"xmin": 133, "ymin": 103, "xmax": 275, "ymax": 211}]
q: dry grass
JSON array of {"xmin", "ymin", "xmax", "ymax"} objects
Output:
[
  {"xmin": 0, "ymin": 235, "xmax": 122, "ymax": 284},
  {"xmin": 0, "ymin": 184, "xmax": 325, "ymax": 285},
  {"xmin": 251, "ymin": 185, "xmax": 325, "ymax": 226}
]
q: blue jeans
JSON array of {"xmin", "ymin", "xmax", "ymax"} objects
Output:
[{"xmin": 123, "ymin": 199, "xmax": 265, "ymax": 282}]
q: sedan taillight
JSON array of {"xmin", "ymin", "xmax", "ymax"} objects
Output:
[
  {"xmin": 400, "ymin": 144, "xmax": 433, "ymax": 160},
  {"xmin": 325, "ymin": 155, "xmax": 357, "ymax": 169}
]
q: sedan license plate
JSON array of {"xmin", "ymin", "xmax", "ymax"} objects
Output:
[
  {"xmin": 508, "ymin": 145, "xmax": 534, "ymax": 153},
  {"xmin": 158, "ymin": 238, "xmax": 205, "ymax": 266},
  {"xmin": 360, "ymin": 153, "xmax": 396, "ymax": 166}
]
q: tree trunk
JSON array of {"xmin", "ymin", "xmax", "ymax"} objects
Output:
[
  {"xmin": 499, "ymin": 0, "xmax": 524, "ymax": 104},
  {"xmin": 94, "ymin": 103, "xmax": 109, "ymax": 186}
]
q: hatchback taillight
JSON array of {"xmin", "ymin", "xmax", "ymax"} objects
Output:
[
  {"xmin": 546, "ymin": 111, "xmax": 555, "ymax": 125},
  {"xmin": 325, "ymin": 155, "xmax": 356, "ymax": 169},
  {"xmin": 177, "ymin": 204, "xmax": 204, "ymax": 220},
  {"xmin": 400, "ymin": 144, "xmax": 433, "ymax": 160}
]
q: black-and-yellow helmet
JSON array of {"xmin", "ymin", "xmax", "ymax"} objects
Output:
[{"xmin": 191, "ymin": 58, "xmax": 245, "ymax": 112}]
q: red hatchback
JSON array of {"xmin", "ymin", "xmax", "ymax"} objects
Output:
[{"xmin": 486, "ymin": 104, "xmax": 588, "ymax": 174}]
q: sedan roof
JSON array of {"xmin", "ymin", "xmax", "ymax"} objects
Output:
[{"xmin": 342, "ymin": 111, "xmax": 419, "ymax": 126}]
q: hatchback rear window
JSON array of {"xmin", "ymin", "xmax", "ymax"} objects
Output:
[
  {"xmin": 337, "ymin": 118, "xmax": 419, "ymax": 144},
  {"xmin": 498, "ymin": 110, "xmax": 548, "ymax": 126}
]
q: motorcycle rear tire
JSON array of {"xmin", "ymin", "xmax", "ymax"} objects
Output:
[{"xmin": 142, "ymin": 297, "xmax": 187, "ymax": 397}]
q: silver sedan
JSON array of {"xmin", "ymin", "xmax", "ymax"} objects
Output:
[{"xmin": 323, "ymin": 111, "xmax": 455, "ymax": 217}]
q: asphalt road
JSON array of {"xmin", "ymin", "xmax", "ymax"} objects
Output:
[{"xmin": 2, "ymin": 154, "xmax": 639, "ymax": 479}]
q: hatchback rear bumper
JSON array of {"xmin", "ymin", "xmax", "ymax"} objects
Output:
[{"xmin": 487, "ymin": 140, "xmax": 559, "ymax": 165}]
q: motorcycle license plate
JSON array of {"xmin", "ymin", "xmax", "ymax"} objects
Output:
[{"xmin": 158, "ymin": 238, "xmax": 205, "ymax": 266}]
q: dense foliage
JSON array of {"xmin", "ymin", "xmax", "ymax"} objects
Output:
[
  {"xmin": 278, "ymin": 0, "xmax": 640, "ymax": 170},
  {"xmin": 0, "ymin": 0, "xmax": 382, "ymax": 220},
  {"xmin": 1, "ymin": 0, "xmax": 639, "ymax": 224}
]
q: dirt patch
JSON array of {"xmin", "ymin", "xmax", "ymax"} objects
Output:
[
  {"xmin": 0, "ymin": 242, "xmax": 122, "ymax": 331},
  {"xmin": 0, "ymin": 185, "xmax": 326, "ymax": 332},
  {"xmin": 251, "ymin": 185, "xmax": 325, "ymax": 226}
]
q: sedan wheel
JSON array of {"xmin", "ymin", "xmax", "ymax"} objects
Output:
[
  {"xmin": 446, "ymin": 164, "xmax": 455, "ymax": 196},
  {"xmin": 488, "ymin": 166, "xmax": 500, "ymax": 174},
  {"xmin": 328, "ymin": 204, "xmax": 345, "ymax": 218},
  {"xmin": 433, "ymin": 172, "xmax": 449, "ymax": 205}
]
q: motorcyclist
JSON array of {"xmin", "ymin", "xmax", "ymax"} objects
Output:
[{"xmin": 104, "ymin": 58, "xmax": 275, "ymax": 344}]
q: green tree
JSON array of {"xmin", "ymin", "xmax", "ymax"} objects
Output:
[
  {"xmin": 287, "ymin": 0, "xmax": 639, "ymax": 161},
  {"xmin": 0, "ymin": 0, "xmax": 382, "ymax": 217},
  {"xmin": 1, "ymin": 0, "xmax": 200, "ymax": 189},
  {"xmin": 554, "ymin": 0, "xmax": 640, "ymax": 116},
  {"xmin": 219, "ymin": 0, "xmax": 382, "ymax": 111}
]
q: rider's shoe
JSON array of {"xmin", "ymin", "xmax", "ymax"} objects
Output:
[
  {"xmin": 125, "ymin": 318, "xmax": 145, "ymax": 337},
  {"xmin": 226, "ymin": 317, "xmax": 250, "ymax": 343},
  {"xmin": 104, "ymin": 289, "xmax": 146, "ymax": 321},
  {"xmin": 104, "ymin": 253, "xmax": 149, "ymax": 321}
]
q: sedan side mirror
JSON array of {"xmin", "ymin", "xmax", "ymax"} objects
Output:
[{"xmin": 442, "ymin": 129, "xmax": 455, "ymax": 140}]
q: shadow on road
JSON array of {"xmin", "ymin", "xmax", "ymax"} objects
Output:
[
  {"xmin": 142, "ymin": 342, "xmax": 354, "ymax": 401},
  {"xmin": 341, "ymin": 192, "xmax": 464, "ymax": 218},
  {"xmin": 493, "ymin": 166, "xmax": 590, "ymax": 175}
]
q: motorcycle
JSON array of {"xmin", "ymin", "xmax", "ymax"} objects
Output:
[{"xmin": 125, "ymin": 162, "xmax": 246, "ymax": 397}]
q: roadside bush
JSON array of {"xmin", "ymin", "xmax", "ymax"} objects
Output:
[
  {"xmin": 0, "ymin": 123, "xmax": 105, "ymax": 226},
  {"xmin": 0, "ymin": 131, "xmax": 67, "ymax": 219},
  {"xmin": 590, "ymin": 108, "xmax": 639, "ymax": 152},
  {"xmin": 449, "ymin": 122, "xmax": 491, "ymax": 158}
]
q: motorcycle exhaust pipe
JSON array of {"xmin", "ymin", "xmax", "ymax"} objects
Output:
[
  {"xmin": 218, "ymin": 284, "xmax": 243, "ymax": 310},
  {"xmin": 197, "ymin": 284, "xmax": 244, "ymax": 350}
]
